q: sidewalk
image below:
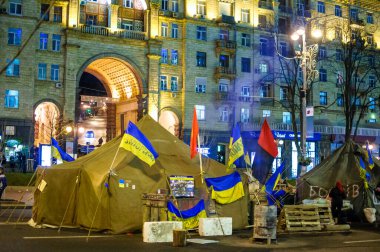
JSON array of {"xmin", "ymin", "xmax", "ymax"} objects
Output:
[{"xmin": 1, "ymin": 186, "xmax": 34, "ymax": 206}]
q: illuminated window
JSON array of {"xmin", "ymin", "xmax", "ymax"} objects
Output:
[
  {"xmin": 123, "ymin": 0, "xmax": 133, "ymax": 8},
  {"xmin": 220, "ymin": 107, "xmax": 228, "ymax": 122},
  {"xmin": 263, "ymin": 110, "xmax": 271, "ymax": 117},
  {"xmin": 241, "ymin": 108, "xmax": 249, "ymax": 122},
  {"xmin": 161, "ymin": 22, "xmax": 168, "ymax": 37},
  {"xmin": 283, "ymin": 112, "xmax": 291, "ymax": 123},
  {"xmin": 39, "ymin": 33, "xmax": 48, "ymax": 50},
  {"xmin": 6, "ymin": 59, "xmax": 20, "ymax": 77},
  {"xmin": 241, "ymin": 9, "xmax": 250, "ymax": 23},
  {"xmin": 196, "ymin": 51, "xmax": 206, "ymax": 67},
  {"xmin": 319, "ymin": 91, "xmax": 327, "ymax": 105},
  {"xmin": 161, "ymin": 49, "xmax": 168, "ymax": 63},
  {"xmin": 195, "ymin": 105, "xmax": 205, "ymax": 120},
  {"xmin": 4, "ymin": 90, "xmax": 19, "ymax": 109},
  {"xmin": 8, "ymin": 28, "xmax": 22, "ymax": 45},
  {"xmin": 197, "ymin": 0, "xmax": 206, "ymax": 15}
]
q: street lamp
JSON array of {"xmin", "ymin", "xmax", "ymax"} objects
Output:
[{"xmin": 291, "ymin": 26, "xmax": 322, "ymax": 176}]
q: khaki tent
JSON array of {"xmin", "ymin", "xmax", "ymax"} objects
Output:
[
  {"xmin": 298, "ymin": 140, "xmax": 380, "ymax": 220},
  {"xmin": 32, "ymin": 116, "xmax": 248, "ymax": 234}
]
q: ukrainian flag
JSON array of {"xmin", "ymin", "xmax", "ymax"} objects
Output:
[
  {"xmin": 205, "ymin": 171, "xmax": 245, "ymax": 204},
  {"xmin": 262, "ymin": 162, "xmax": 284, "ymax": 205},
  {"xmin": 51, "ymin": 138, "xmax": 74, "ymax": 163},
  {"xmin": 359, "ymin": 157, "xmax": 370, "ymax": 189},
  {"xmin": 119, "ymin": 121, "xmax": 158, "ymax": 166},
  {"xmin": 227, "ymin": 125, "xmax": 244, "ymax": 168},
  {"xmin": 366, "ymin": 142, "xmax": 374, "ymax": 170},
  {"xmin": 167, "ymin": 199, "xmax": 207, "ymax": 229}
]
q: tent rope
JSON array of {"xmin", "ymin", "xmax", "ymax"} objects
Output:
[{"xmin": 58, "ymin": 174, "xmax": 80, "ymax": 232}]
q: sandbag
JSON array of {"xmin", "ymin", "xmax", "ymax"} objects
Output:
[{"xmin": 363, "ymin": 208, "xmax": 376, "ymax": 223}]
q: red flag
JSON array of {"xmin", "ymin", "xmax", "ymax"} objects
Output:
[
  {"xmin": 190, "ymin": 108, "xmax": 199, "ymax": 159},
  {"xmin": 258, "ymin": 119, "xmax": 278, "ymax": 157}
]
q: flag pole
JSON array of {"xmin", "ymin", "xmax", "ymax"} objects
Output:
[{"xmin": 197, "ymin": 134, "xmax": 204, "ymax": 183}]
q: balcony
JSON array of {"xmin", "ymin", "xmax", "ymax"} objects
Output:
[
  {"xmin": 72, "ymin": 25, "xmax": 147, "ymax": 41},
  {"xmin": 215, "ymin": 39, "xmax": 236, "ymax": 55},
  {"xmin": 258, "ymin": 1, "xmax": 273, "ymax": 10},
  {"xmin": 214, "ymin": 66, "xmax": 236, "ymax": 80},
  {"xmin": 216, "ymin": 14, "xmax": 236, "ymax": 25},
  {"xmin": 215, "ymin": 92, "xmax": 235, "ymax": 101},
  {"xmin": 239, "ymin": 96, "xmax": 251, "ymax": 102},
  {"xmin": 350, "ymin": 18, "xmax": 365, "ymax": 28}
]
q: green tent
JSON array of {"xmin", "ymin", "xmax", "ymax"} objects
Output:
[
  {"xmin": 31, "ymin": 116, "xmax": 248, "ymax": 234},
  {"xmin": 298, "ymin": 140, "xmax": 380, "ymax": 221}
]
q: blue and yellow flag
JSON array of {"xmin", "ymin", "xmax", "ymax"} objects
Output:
[
  {"xmin": 119, "ymin": 121, "xmax": 158, "ymax": 166},
  {"xmin": 359, "ymin": 157, "xmax": 370, "ymax": 189},
  {"xmin": 51, "ymin": 138, "xmax": 74, "ymax": 163},
  {"xmin": 205, "ymin": 171, "xmax": 245, "ymax": 204},
  {"xmin": 262, "ymin": 162, "xmax": 284, "ymax": 205},
  {"xmin": 167, "ymin": 199, "xmax": 207, "ymax": 229},
  {"xmin": 366, "ymin": 142, "xmax": 374, "ymax": 170},
  {"xmin": 227, "ymin": 125, "xmax": 244, "ymax": 168}
]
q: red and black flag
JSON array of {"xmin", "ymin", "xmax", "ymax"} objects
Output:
[{"xmin": 252, "ymin": 119, "xmax": 278, "ymax": 184}]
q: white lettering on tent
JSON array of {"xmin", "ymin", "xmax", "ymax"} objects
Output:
[{"xmin": 309, "ymin": 184, "xmax": 360, "ymax": 198}]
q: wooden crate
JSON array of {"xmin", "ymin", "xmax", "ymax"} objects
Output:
[{"xmin": 280, "ymin": 205, "xmax": 321, "ymax": 232}]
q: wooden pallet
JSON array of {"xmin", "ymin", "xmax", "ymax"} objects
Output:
[
  {"xmin": 317, "ymin": 204, "xmax": 335, "ymax": 226},
  {"xmin": 278, "ymin": 205, "xmax": 322, "ymax": 232}
]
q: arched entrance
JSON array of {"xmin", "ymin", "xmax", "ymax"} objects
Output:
[
  {"xmin": 159, "ymin": 110, "xmax": 180, "ymax": 137},
  {"xmin": 34, "ymin": 102, "xmax": 60, "ymax": 146},
  {"xmin": 77, "ymin": 56, "xmax": 143, "ymax": 148}
]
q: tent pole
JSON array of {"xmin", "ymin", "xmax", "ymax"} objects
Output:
[{"xmin": 197, "ymin": 135, "xmax": 204, "ymax": 183}]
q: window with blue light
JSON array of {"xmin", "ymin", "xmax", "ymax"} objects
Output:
[
  {"xmin": 38, "ymin": 63, "xmax": 47, "ymax": 80},
  {"xmin": 51, "ymin": 64, "xmax": 59, "ymax": 81},
  {"xmin": 335, "ymin": 5, "xmax": 342, "ymax": 17},
  {"xmin": 369, "ymin": 97, "xmax": 375, "ymax": 110},
  {"xmin": 8, "ymin": 28, "xmax": 22, "ymax": 45},
  {"xmin": 161, "ymin": 49, "xmax": 168, "ymax": 63},
  {"xmin": 4, "ymin": 90, "xmax": 19, "ymax": 108},
  {"xmin": 319, "ymin": 46, "xmax": 327, "ymax": 59},
  {"xmin": 196, "ymin": 26, "xmax": 206, "ymax": 41},
  {"xmin": 160, "ymin": 76, "xmax": 167, "ymax": 90},
  {"xmin": 6, "ymin": 59, "xmax": 20, "ymax": 77},
  {"xmin": 350, "ymin": 8, "xmax": 358, "ymax": 21},
  {"xmin": 39, "ymin": 33, "xmax": 48, "ymax": 50},
  {"xmin": 241, "ymin": 58, "xmax": 251, "ymax": 73},
  {"xmin": 171, "ymin": 76, "xmax": 178, "ymax": 91},
  {"xmin": 319, "ymin": 68, "xmax": 327, "ymax": 82},
  {"xmin": 171, "ymin": 49, "xmax": 178, "ymax": 65},
  {"xmin": 195, "ymin": 77, "xmax": 206, "ymax": 93},
  {"xmin": 320, "ymin": 91, "xmax": 327, "ymax": 105},
  {"xmin": 367, "ymin": 13, "xmax": 374, "ymax": 24},
  {"xmin": 368, "ymin": 75, "xmax": 376, "ymax": 87},
  {"xmin": 317, "ymin": 1, "xmax": 325, "ymax": 13},
  {"xmin": 196, "ymin": 51, "xmax": 206, "ymax": 67},
  {"xmin": 337, "ymin": 93, "xmax": 343, "ymax": 107},
  {"xmin": 171, "ymin": 23, "xmax": 178, "ymax": 38},
  {"xmin": 52, "ymin": 34, "xmax": 61, "ymax": 51}
]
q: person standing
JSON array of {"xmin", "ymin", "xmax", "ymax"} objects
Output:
[
  {"xmin": 0, "ymin": 168, "xmax": 7, "ymax": 200},
  {"xmin": 329, "ymin": 181, "xmax": 346, "ymax": 224}
]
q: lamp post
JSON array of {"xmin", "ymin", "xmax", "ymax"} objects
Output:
[{"xmin": 291, "ymin": 27, "xmax": 321, "ymax": 176}]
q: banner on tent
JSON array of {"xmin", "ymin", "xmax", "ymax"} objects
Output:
[{"xmin": 308, "ymin": 184, "xmax": 360, "ymax": 199}]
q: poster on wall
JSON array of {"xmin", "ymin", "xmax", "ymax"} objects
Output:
[
  {"xmin": 39, "ymin": 144, "xmax": 52, "ymax": 167},
  {"xmin": 169, "ymin": 175, "xmax": 194, "ymax": 198}
]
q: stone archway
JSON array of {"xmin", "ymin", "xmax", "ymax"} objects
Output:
[
  {"xmin": 159, "ymin": 110, "xmax": 180, "ymax": 137},
  {"xmin": 78, "ymin": 56, "xmax": 144, "ymax": 142},
  {"xmin": 34, "ymin": 101, "xmax": 61, "ymax": 146}
]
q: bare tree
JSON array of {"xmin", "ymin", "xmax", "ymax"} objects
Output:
[{"xmin": 320, "ymin": 16, "xmax": 380, "ymax": 141}]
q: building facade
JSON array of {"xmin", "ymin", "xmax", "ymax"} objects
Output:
[{"xmin": 1, "ymin": 0, "xmax": 380, "ymax": 177}]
